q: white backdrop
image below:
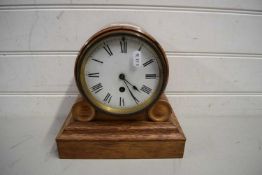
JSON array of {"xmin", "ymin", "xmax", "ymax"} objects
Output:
[{"xmin": 0, "ymin": 1, "xmax": 262, "ymax": 175}]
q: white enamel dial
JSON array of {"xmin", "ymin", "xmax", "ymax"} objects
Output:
[{"xmin": 77, "ymin": 30, "xmax": 167, "ymax": 115}]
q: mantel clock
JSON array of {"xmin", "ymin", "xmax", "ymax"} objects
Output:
[{"xmin": 56, "ymin": 24, "xmax": 186, "ymax": 159}]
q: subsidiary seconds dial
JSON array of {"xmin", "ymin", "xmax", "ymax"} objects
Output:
[{"xmin": 75, "ymin": 25, "xmax": 168, "ymax": 115}]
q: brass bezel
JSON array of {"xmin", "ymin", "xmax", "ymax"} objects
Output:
[{"xmin": 75, "ymin": 24, "xmax": 169, "ymax": 115}]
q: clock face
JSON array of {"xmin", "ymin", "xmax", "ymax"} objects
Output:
[{"xmin": 76, "ymin": 26, "xmax": 168, "ymax": 115}]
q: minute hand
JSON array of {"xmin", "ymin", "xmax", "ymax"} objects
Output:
[{"xmin": 123, "ymin": 80, "xmax": 140, "ymax": 104}]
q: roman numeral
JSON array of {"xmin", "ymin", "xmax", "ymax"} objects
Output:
[
  {"xmin": 120, "ymin": 37, "xmax": 127, "ymax": 53},
  {"xmin": 91, "ymin": 83, "xmax": 103, "ymax": 93},
  {"xmin": 140, "ymin": 85, "xmax": 152, "ymax": 94},
  {"xmin": 103, "ymin": 93, "xmax": 112, "ymax": 103},
  {"xmin": 103, "ymin": 43, "xmax": 113, "ymax": 56},
  {"xmin": 143, "ymin": 59, "xmax": 154, "ymax": 67},
  {"xmin": 138, "ymin": 44, "xmax": 142, "ymax": 51},
  {"xmin": 145, "ymin": 74, "xmax": 157, "ymax": 79},
  {"xmin": 88, "ymin": 73, "xmax": 99, "ymax": 78},
  {"xmin": 119, "ymin": 97, "xmax": 125, "ymax": 107},
  {"xmin": 91, "ymin": 59, "xmax": 103, "ymax": 64}
]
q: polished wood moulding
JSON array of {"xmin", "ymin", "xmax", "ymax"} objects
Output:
[{"xmin": 56, "ymin": 95, "xmax": 186, "ymax": 159}]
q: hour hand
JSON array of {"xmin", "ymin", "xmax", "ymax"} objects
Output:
[
  {"xmin": 119, "ymin": 74, "xmax": 140, "ymax": 92},
  {"xmin": 123, "ymin": 79, "xmax": 140, "ymax": 104},
  {"xmin": 125, "ymin": 79, "xmax": 140, "ymax": 92}
]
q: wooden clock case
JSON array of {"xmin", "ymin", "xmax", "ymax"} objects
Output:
[{"xmin": 56, "ymin": 25, "xmax": 186, "ymax": 159}]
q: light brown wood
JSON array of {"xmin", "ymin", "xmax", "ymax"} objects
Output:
[
  {"xmin": 56, "ymin": 94, "xmax": 186, "ymax": 159},
  {"xmin": 72, "ymin": 98, "xmax": 95, "ymax": 122},
  {"xmin": 148, "ymin": 98, "xmax": 172, "ymax": 122},
  {"xmin": 57, "ymin": 140, "xmax": 185, "ymax": 159}
]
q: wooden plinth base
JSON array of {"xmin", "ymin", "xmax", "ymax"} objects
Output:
[{"xmin": 56, "ymin": 109, "xmax": 186, "ymax": 159}]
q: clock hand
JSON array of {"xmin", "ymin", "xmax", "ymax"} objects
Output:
[
  {"xmin": 123, "ymin": 80, "xmax": 140, "ymax": 104},
  {"xmin": 124, "ymin": 79, "xmax": 141, "ymax": 92},
  {"xmin": 119, "ymin": 73, "xmax": 140, "ymax": 92}
]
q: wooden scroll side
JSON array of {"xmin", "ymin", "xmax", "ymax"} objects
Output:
[{"xmin": 72, "ymin": 94, "xmax": 172, "ymax": 122}]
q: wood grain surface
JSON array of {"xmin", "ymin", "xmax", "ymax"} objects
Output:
[{"xmin": 56, "ymin": 95, "xmax": 186, "ymax": 159}]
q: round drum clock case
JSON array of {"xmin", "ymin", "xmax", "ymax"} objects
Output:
[
  {"xmin": 56, "ymin": 24, "xmax": 186, "ymax": 159},
  {"xmin": 75, "ymin": 25, "xmax": 168, "ymax": 115}
]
